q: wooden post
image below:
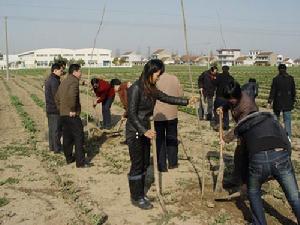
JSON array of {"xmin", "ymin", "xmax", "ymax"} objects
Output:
[
  {"xmin": 150, "ymin": 117, "xmax": 167, "ymax": 213},
  {"xmin": 215, "ymin": 108, "xmax": 225, "ymax": 192},
  {"xmin": 4, "ymin": 16, "xmax": 9, "ymax": 80}
]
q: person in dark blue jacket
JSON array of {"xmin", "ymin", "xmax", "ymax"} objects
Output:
[{"xmin": 45, "ymin": 63, "xmax": 64, "ymax": 153}]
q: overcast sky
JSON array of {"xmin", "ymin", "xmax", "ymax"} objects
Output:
[{"xmin": 0, "ymin": 0, "xmax": 299, "ymax": 58}]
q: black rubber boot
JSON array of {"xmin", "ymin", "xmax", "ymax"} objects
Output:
[
  {"xmin": 142, "ymin": 175, "xmax": 151, "ymax": 202},
  {"xmin": 129, "ymin": 178, "xmax": 153, "ymax": 210}
]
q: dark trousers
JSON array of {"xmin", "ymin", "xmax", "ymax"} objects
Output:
[
  {"xmin": 154, "ymin": 119, "xmax": 178, "ymax": 171},
  {"xmin": 127, "ymin": 135, "xmax": 150, "ymax": 178},
  {"xmin": 102, "ymin": 97, "xmax": 114, "ymax": 128},
  {"xmin": 248, "ymin": 150, "xmax": 300, "ymax": 225},
  {"xmin": 213, "ymin": 97, "xmax": 229, "ymax": 129},
  {"xmin": 47, "ymin": 114, "xmax": 62, "ymax": 152},
  {"xmin": 61, "ymin": 116, "xmax": 85, "ymax": 167},
  {"xmin": 127, "ymin": 135, "xmax": 150, "ymax": 200},
  {"xmin": 233, "ymin": 141, "xmax": 248, "ymax": 184}
]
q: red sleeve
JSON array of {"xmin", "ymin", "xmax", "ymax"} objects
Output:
[{"xmin": 96, "ymin": 80, "xmax": 111, "ymax": 103}]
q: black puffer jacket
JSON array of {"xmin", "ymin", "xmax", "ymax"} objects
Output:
[
  {"xmin": 235, "ymin": 112, "xmax": 291, "ymax": 158},
  {"xmin": 268, "ymin": 72, "xmax": 296, "ymax": 111},
  {"xmin": 197, "ymin": 70, "xmax": 216, "ymax": 97},
  {"xmin": 213, "ymin": 72, "xmax": 234, "ymax": 98},
  {"xmin": 126, "ymin": 80, "xmax": 188, "ymax": 139},
  {"xmin": 45, "ymin": 74, "xmax": 60, "ymax": 114}
]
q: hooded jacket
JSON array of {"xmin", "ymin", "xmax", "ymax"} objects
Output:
[{"xmin": 234, "ymin": 112, "xmax": 291, "ymax": 158}]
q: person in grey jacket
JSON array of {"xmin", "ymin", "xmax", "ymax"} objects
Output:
[{"xmin": 45, "ymin": 63, "xmax": 64, "ymax": 153}]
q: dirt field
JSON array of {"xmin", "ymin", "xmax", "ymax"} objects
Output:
[{"xmin": 1, "ymin": 75, "xmax": 300, "ymax": 225}]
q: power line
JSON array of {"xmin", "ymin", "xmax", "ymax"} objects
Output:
[
  {"xmin": 1, "ymin": 15, "xmax": 299, "ymax": 38},
  {"xmin": 1, "ymin": 2, "xmax": 299, "ymax": 26}
]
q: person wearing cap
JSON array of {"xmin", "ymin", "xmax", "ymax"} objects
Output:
[
  {"xmin": 212, "ymin": 65, "xmax": 234, "ymax": 130},
  {"xmin": 268, "ymin": 64, "xmax": 296, "ymax": 140},
  {"xmin": 197, "ymin": 66, "xmax": 218, "ymax": 121},
  {"xmin": 91, "ymin": 78, "xmax": 121, "ymax": 129}
]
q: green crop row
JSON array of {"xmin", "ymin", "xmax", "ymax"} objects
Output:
[
  {"xmin": 9, "ymin": 95, "xmax": 37, "ymax": 133},
  {"xmin": 30, "ymin": 94, "xmax": 45, "ymax": 109}
]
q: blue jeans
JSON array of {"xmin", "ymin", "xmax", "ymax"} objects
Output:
[
  {"xmin": 248, "ymin": 150, "xmax": 300, "ymax": 225},
  {"xmin": 102, "ymin": 97, "xmax": 114, "ymax": 128},
  {"xmin": 274, "ymin": 110, "xmax": 292, "ymax": 138}
]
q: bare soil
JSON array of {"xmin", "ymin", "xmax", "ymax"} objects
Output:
[{"xmin": 1, "ymin": 76, "xmax": 299, "ymax": 225}]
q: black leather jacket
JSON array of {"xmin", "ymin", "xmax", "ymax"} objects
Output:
[{"xmin": 126, "ymin": 80, "xmax": 188, "ymax": 139}]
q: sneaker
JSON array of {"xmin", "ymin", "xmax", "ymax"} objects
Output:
[{"xmin": 131, "ymin": 197, "xmax": 153, "ymax": 210}]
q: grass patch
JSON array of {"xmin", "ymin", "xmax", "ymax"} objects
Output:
[
  {"xmin": 0, "ymin": 144, "xmax": 32, "ymax": 160},
  {"xmin": 10, "ymin": 95, "xmax": 37, "ymax": 133},
  {"xmin": 6, "ymin": 164, "xmax": 23, "ymax": 172},
  {"xmin": 0, "ymin": 177, "xmax": 19, "ymax": 186},
  {"xmin": 0, "ymin": 197, "xmax": 9, "ymax": 207},
  {"xmin": 30, "ymin": 94, "xmax": 45, "ymax": 109}
]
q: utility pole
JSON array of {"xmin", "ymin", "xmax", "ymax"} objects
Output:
[
  {"xmin": 5, "ymin": 16, "xmax": 9, "ymax": 80},
  {"xmin": 147, "ymin": 46, "xmax": 151, "ymax": 60}
]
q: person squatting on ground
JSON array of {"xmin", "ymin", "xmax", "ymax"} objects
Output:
[
  {"xmin": 44, "ymin": 63, "xmax": 64, "ymax": 153},
  {"xmin": 153, "ymin": 73, "xmax": 183, "ymax": 172},
  {"xmin": 223, "ymin": 81, "xmax": 300, "ymax": 225},
  {"xmin": 197, "ymin": 66, "xmax": 218, "ymax": 121},
  {"xmin": 212, "ymin": 65, "xmax": 234, "ymax": 130},
  {"xmin": 268, "ymin": 63, "xmax": 296, "ymax": 140},
  {"xmin": 126, "ymin": 59, "xmax": 197, "ymax": 210},
  {"xmin": 241, "ymin": 78, "xmax": 259, "ymax": 100},
  {"xmin": 91, "ymin": 78, "xmax": 121, "ymax": 129},
  {"xmin": 55, "ymin": 64, "xmax": 91, "ymax": 168}
]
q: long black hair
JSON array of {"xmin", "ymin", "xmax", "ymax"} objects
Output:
[{"xmin": 140, "ymin": 59, "xmax": 165, "ymax": 99}]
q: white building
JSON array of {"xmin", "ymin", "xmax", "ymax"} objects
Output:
[
  {"xmin": 0, "ymin": 55, "xmax": 19, "ymax": 69},
  {"xmin": 151, "ymin": 49, "xmax": 172, "ymax": 60},
  {"xmin": 283, "ymin": 58, "xmax": 294, "ymax": 67},
  {"xmin": 17, "ymin": 48, "xmax": 112, "ymax": 68},
  {"xmin": 248, "ymin": 50, "xmax": 261, "ymax": 60},
  {"xmin": 277, "ymin": 54, "xmax": 284, "ymax": 65},
  {"xmin": 216, "ymin": 49, "xmax": 241, "ymax": 66},
  {"xmin": 120, "ymin": 51, "xmax": 144, "ymax": 66}
]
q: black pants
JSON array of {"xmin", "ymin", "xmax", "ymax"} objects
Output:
[
  {"xmin": 154, "ymin": 118, "xmax": 178, "ymax": 171},
  {"xmin": 127, "ymin": 135, "xmax": 150, "ymax": 179},
  {"xmin": 61, "ymin": 116, "xmax": 85, "ymax": 167},
  {"xmin": 213, "ymin": 97, "xmax": 230, "ymax": 129},
  {"xmin": 233, "ymin": 141, "xmax": 248, "ymax": 184},
  {"xmin": 127, "ymin": 135, "xmax": 151, "ymax": 200},
  {"xmin": 47, "ymin": 114, "xmax": 62, "ymax": 152}
]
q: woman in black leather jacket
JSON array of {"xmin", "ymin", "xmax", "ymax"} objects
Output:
[{"xmin": 126, "ymin": 59, "xmax": 194, "ymax": 209}]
